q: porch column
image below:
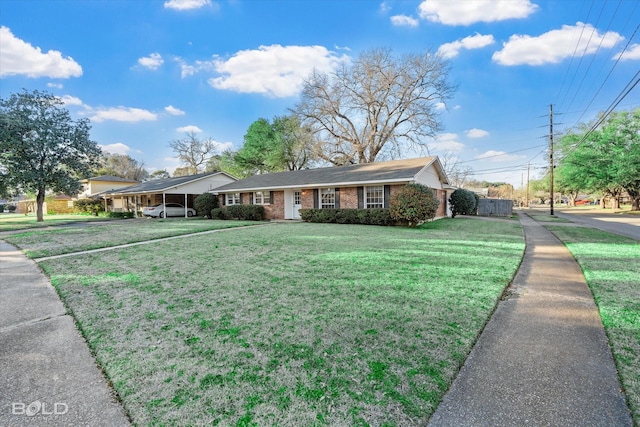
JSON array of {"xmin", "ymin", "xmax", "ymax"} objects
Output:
[{"xmin": 134, "ymin": 195, "xmax": 138, "ymax": 218}]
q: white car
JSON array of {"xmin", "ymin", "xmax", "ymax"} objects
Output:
[{"xmin": 142, "ymin": 203, "xmax": 196, "ymax": 218}]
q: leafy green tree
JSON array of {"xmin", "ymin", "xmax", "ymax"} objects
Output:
[
  {"xmin": 389, "ymin": 183, "xmax": 440, "ymax": 226},
  {"xmin": 94, "ymin": 152, "xmax": 149, "ymax": 181},
  {"xmin": 556, "ymin": 108, "xmax": 639, "ymax": 210},
  {"xmin": 149, "ymin": 169, "xmax": 171, "ymax": 180},
  {"xmin": 0, "ymin": 90, "xmax": 102, "ymax": 221},
  {"xmin": 234, "ymin": 118, "xmax": 275, "ymax": 175},
  {"xmin": 295, "ymin": 47, "xmax": 455, "ymax": 165},
  {"xmin": 271, "ymin": 115, "xmax": 314, "ymax": 171}
]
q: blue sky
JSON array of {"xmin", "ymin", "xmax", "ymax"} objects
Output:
[{"xmin": 1, "ymin": 0, "xmax": 639, "ymax": 187}]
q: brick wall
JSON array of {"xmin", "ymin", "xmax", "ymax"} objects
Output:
[{"xmin": 339, "ymin": 187, "xmax": 358, "ymax": 208}]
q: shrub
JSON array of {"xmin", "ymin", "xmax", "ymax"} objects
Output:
[
  {"xmin": 194, "ymin": 193, "xmax": 218, "ymax": 218},
  {"xmin": 471, "ymin": 193, "xmax": 481, "ymax": 216},
  {"xmin": 219, "ymin": 205, "xmax": 264, "ymax": 221},
  {"xmin": 211, "ymin": 208, "xmax": 229, "ymax": 220},
  {"xmin": 299, "ymin": 208, "xmax": 394, "ymax": 226},
  {"xmin": 449, "ymin": 188, "xmax": 477, "ymax": 218},
  {"xmin": 99, "ymin": 211, "xmax": 134, "ymax": 219},
  {"xmin": 74, "ymin": 198, "xmax": 104, "ymax": 215},
  {"xmin": 389, "ymin": 184, "xmax": 439, "ymax": 227},
  {"xmin": 0, "ymin": 204, "xmax": 4, "ymax": 213},
  {"xmin": 5, "ymin": 204, "xmax": 16, "ymax": 213}
]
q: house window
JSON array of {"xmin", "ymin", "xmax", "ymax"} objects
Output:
[
  {"xmin": 320, "ymin": 188, "xmax": 335, "ymax": 209},
  {"xmin": 365, "ymin": 186, "xmax": 384, "ymax": 208},
  {"xmin": 254, "ymin": 191, "xmax": 270, "ymax": 205},
  {"xmin": 226, "ymin": 193, "xmax": 240, "ymax": 205}
]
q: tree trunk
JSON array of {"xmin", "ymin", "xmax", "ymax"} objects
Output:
[
  {"xmin": 36, "ymin": 188, "xmax": 46, "ymax": 222},
  {"xmin": 632, "ymin": 197, "xmax": 640, "ymax": 211}
]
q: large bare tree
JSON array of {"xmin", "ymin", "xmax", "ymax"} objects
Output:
[
  {"xmin": 294, "ymin": 48, "xmax": 455, "ymax": 165},
  {"xmin": 169, "ymin": 132, "xmax": 218, "ymax": 174}
]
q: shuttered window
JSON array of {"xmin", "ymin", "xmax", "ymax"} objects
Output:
[
  {"xmin": 365, "ymin": 186, "xmax": 384, "ymax": 208},
  {"xmin": 226, "ymin": 193, "xmax": 240, "ymax": 205},
  {"xmin": 320, "ymin": 188, "xmax": 335, "ymax": 209},
  {"xmin": 253, "ymin": 191, "xmax": 271, "ymax": 205}
]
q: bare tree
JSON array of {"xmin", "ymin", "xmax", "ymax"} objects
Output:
[
  {"xmin": 294, "ymin": 48, "xmax": 455, "ymax": 165},
  {"xmin": 170, "ymin": 132, "xmax": 218, "ymax": 174},
  {"xmin": 439, "ymin": 152, "xmax": 472, "ymax": 188}
]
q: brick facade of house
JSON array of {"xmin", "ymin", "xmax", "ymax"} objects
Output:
[{"xmin": 219, "ymin": 184, "xmax": 448, "ymax": 220}]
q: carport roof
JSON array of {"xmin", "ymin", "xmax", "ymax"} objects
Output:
[{"xmin": 107, "ymin": 171, "xmax": 236, "ymax": 195}]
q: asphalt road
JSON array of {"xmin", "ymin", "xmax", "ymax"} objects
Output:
[{"xmin": 553, "ymin": 207, "xmax": 640, "ymax": 240}]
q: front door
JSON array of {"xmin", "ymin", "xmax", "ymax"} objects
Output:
[{"xmin": 293, "ymin": 191, "xmax": 302, "ymax": 219}]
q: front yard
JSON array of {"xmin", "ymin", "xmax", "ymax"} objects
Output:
[{"xmin": 25, "ymin": 219, "xmax": 524, "ymax": 426}]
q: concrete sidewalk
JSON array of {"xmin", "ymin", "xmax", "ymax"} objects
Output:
[
  {"xmin": 0, "ymin": 240, "xmax": 130, "ymax": 426},
  {"xmin": 428, "ymin": 213, "xmax": 632, "ymax": 426}
]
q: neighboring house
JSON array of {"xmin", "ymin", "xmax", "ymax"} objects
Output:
[
  {"xmin": 77, "ymin": 175, "xmax": 141, "ymax": 212},
  {"xmin": 213, "ymin": 157, "xmax": 451, "ymax": 220},
  {"xmin": 105, "ymin": 171, "xmax": 237, "ymax": 217}
]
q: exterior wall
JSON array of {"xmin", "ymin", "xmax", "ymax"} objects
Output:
[
  {"xmin": 339, "ymin": 187, "xmax": 358, "ymax": 208},
  {"xmin": 78, "ymin": 180, "xmax": 138, "ymax": 198},
  {"xmin": 264, "ymin": 191, "xmax": 284, "ymax": 220},
  {"xmin": 171, "ymin": 175, "xmax": 236, "ymax": 194},
  {"xmin": 414, "ymin": 164, "xmax": 444, "ymax": 189},
  {"xmin": 435, "ymin": 189, "xmax": 447, "ymax": 218},
  {"xmin": 301, "ymin": 189, "xmax": 315, "ymax": 209}
]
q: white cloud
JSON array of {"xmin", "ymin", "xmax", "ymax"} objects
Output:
[
  {"xmin": 59, "ymin": 95, "xmax": 83, "ymax": 106},
  {"xmin": 430, "ymin": 133, "xmax": 465, "ymax": 153},
  {"xmin": 466, "ymin": 128, "xmax": 489, "ymax": 138},
  {"xmin": 164, "ymin": 0, "xmax": 214, "ymax": 11},
  {"xmin": 435, "ymin": 102, "xmax": 446, "ymax": 110},
  {"xmin": 391, "ymin": 15, "xmax": 419, "ymax": 28},
  {"xmin": 176, "ymin": 57, "xmax": 216, "ymax": 78},
  {"xmin": 206, "ymin": 45, "xmax": 351, "ymax": 98},
  {"xmin": 476, "ymin": 150, "xmax": 526, "ymax": 162},
  {"xmin": 438, "ymin": 33, "xmax": 495, "ymax": 58},
  {"xmin": 0, "ymin": 26, "xmax": 82, "ymax": 78},
  {"xmin": 176, "ymin": 125, "xmax": 202, "ymax": 133},
  {"xmin": 613, "ymin": 43, "xmax": 640, "ymax": 61},
  {"xmin": 47, "ymin": 82, "xmax": 63, "ymax": 89},
  {"xmin": 137, "ymin": 53, "xmax": 164, "ymax": 70},
  {"xmin": 99, "ymin": 143, "xmax": 133, "ymax": 155},
  {"xmin": 493, "ymin": 22, "xmax": 621, "ymax": 66},
  {"xmin": 379, "ymin": 2, "xmax": 391, "ymax": 14},
  {"xmin": 89, "ymin": 107, "xmax": 158, "ymax": 123},
  {"xmin": 165, "ymin": 105, "xmax": 185, "ymax": 116},
  {"xmin": 418, "ymin": 0, "xmax": 537, "ymax": 26}
]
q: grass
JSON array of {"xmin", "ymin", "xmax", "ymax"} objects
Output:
[
  {"xmin": 0, "ymin": 213, "xmax": 116, "ymax": 232},
  {"xmin": 525, "ymin": 213, "xmax": 572, "ymax": 223},
  {"xmin": 547, "ymin": 226, "xmax": 640, "ymax": 426},
  {"xmin": 32, "ymin": 219, "xmax": 525, "ymax": 426},
  {"xmin": 2, "ymin": 218, "xmax": 258, "ymax": 258}
]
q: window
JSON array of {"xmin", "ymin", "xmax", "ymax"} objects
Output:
[
  {"xmin": 365, "ymin": 186, "xmax": 384, "ymax": 208},
  {"xmin": 226, "ymin": 193, "xmax": 240, "ymax": 205},
  {"xmin": 254, "ymin": 191, "xmax": 270, "ymax": 205},
  {"xmin": 320, "ymin": 188, "xmax": 335, "ymax": 209},
  {"xmin": 294, "ymin": 191, "xmax": 302, "ymax": 205}
]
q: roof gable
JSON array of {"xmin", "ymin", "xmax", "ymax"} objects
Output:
[
  {"xmin": 216, "ymin": 157, "xmax": 447, "ymax": 192},
  {"xmin": 107, "ymin": 172, "xmax": 236, "ymax": 195}
]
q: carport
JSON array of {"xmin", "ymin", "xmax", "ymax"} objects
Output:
[{"xmin": 105, "ymin": 172, "xmax": 237, "ymax": 218}]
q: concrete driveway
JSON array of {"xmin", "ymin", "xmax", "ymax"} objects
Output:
[{"xmin": 553, "ymin": 207, "xmax": 640, "ymax": 240}]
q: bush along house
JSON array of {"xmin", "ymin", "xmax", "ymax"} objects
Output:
[{"xmin": 213, "ymin": 157, "xmax": 452, "ymax": 221}]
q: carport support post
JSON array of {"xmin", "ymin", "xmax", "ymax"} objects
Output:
[
  {"xmin": 134, "ymin": 195, "xmax": 138, "ymax": 218},
  {"xmin": 162, "ymin": 192, "xmax": 166, "ymax": 216},
  {"xmin": 185, "ymin": 193, "xmax": 188, "ymax": 218}
]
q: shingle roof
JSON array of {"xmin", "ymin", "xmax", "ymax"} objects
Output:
[
  {"xmin": 215, "ymin": 157, "xmax": 444, "ymax": 192},
  {"xmin": 83, "ymin": 175, "xmax": 139, "ymax": 183},
  {"xmin": 107, "ymin": 172, "xmax": 231, "ymax": 195}
]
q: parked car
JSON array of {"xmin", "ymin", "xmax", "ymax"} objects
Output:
[{"xmin": 142, "ymin": 203, "xmax": 196, "ymax": 218}]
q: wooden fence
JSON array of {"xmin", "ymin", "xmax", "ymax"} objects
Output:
[{"xmin": 477, "ymin": 199, "xmax": 513, "ymax": 217}]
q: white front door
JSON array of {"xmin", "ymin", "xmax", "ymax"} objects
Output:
[{"xmin": 293, "ymin": 191, "xmax": 302, "ymax": 219}]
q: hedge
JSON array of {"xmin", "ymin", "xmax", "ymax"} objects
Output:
[
  {"xmin": 299, "ymin": 208, "xmax": 394, "ymax": 226},
  {"xmin": 212, "ymin": 205, "xmax": 264, "ymax": 221}
]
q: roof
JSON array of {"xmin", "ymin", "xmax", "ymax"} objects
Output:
[
  {"xmin": 107, "ymin": 171, "xmax": 235, "ymax": 195},
  {"xmin": 82, "ymin": 175, "xmax": 139, "ymax": 183},
  {"xmin": 215, "ymin": 157, "xmax": 447, "ymax": 192}
]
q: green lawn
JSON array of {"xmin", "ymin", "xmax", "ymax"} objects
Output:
[
  {"xmin": 3, "ymin": 218, "xmax": 258, "ymax": 258},
  {"xmin": 32, "ymin": 219, "xmax": 525, "ymax": 426},
  {"xmin": 547, "ymin": 226, "xmax": 640, "ymax": 426},
  {"xmin": 526, "ymin": 213, "xmax": 571, "ymax": 223},
  {"xmin": 0, "ymin": 213, "xmax": 116, "ymax": 232}
]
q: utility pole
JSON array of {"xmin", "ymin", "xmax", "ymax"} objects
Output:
[
  {"xmin": 526, "ymin": 163, "xmax": 530, "ymax": 208},
  {"xmin": 549, "ymin": 104, "xmax": 554, "ymax": 216}
]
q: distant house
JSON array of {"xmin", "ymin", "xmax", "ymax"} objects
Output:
[
  {"xmin": 213, "ymin": 157, "xmax": 451, "ymax": 220},
  {"xmin": 77, "ymin": 175, "xmax": 141, "ymax": 212},
  {"xmin": 105, "ymin": 171, "xmax": 237, "ymax": 217}
]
